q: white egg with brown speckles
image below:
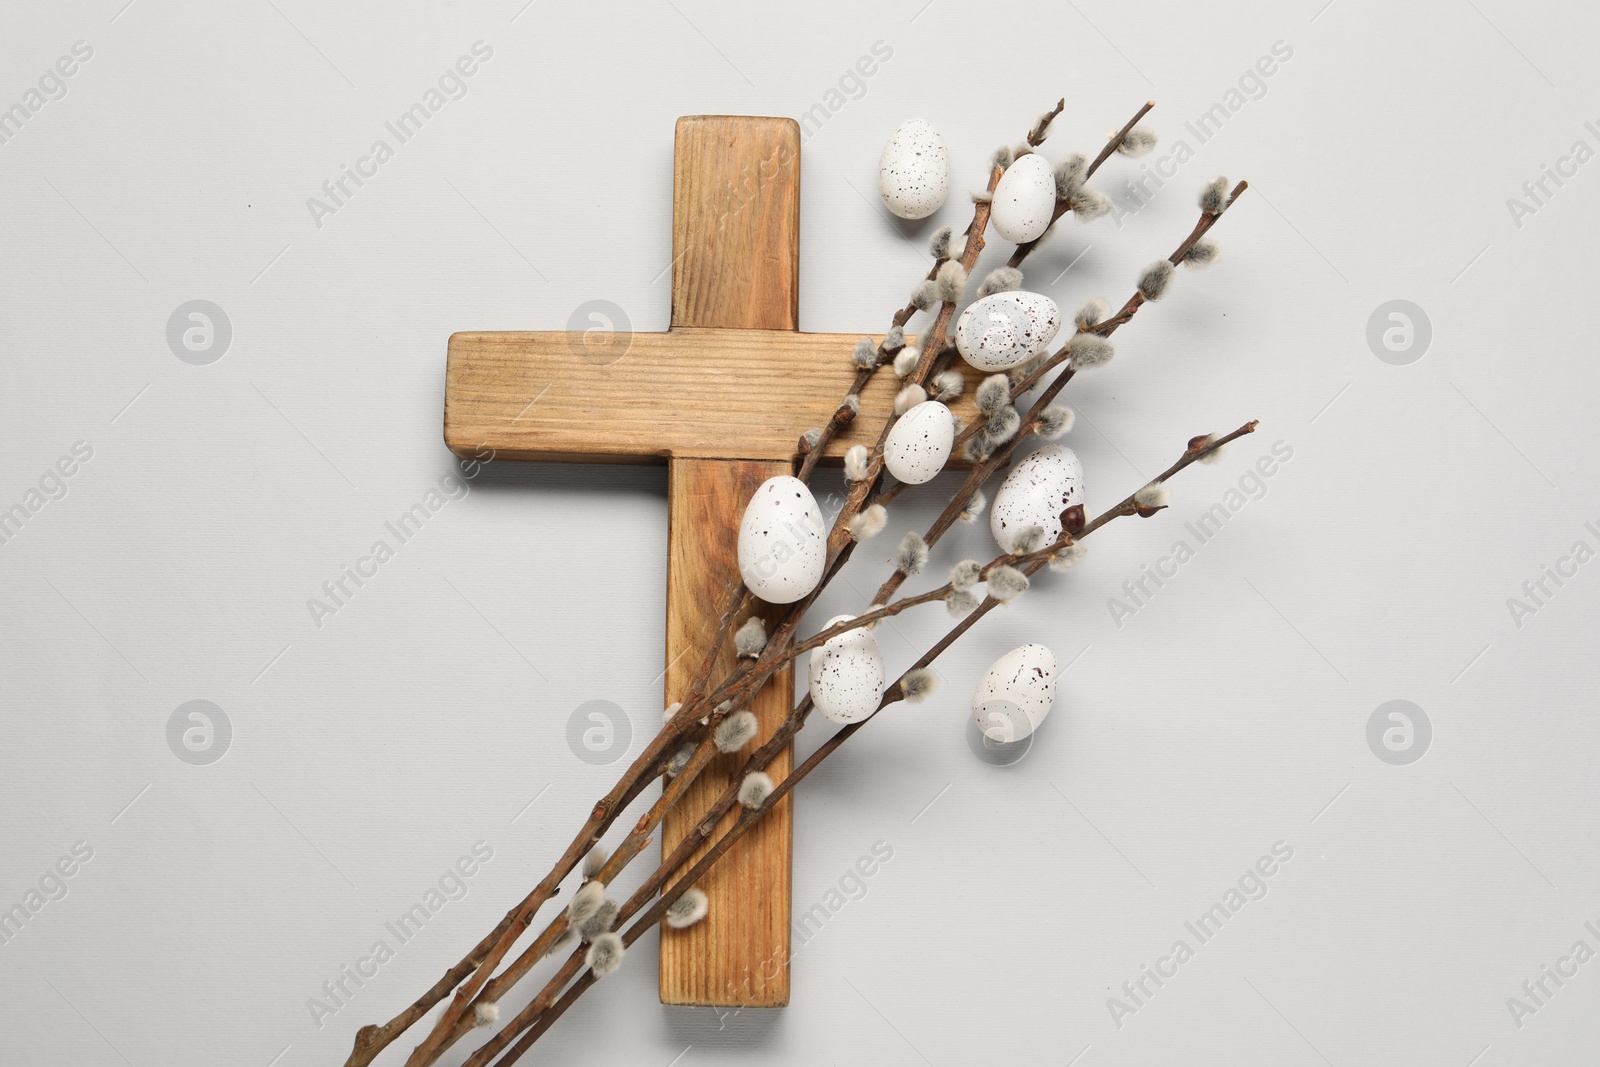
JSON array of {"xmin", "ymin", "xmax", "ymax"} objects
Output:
[
  {"xmin": 973, "ymin": 643, "xmax": 1058, "ymax": 741},
  {"xmin": 884, "ymin": 401, "xmax": 954, "ymax": 485},
  {"xmin": 990, "ymin": 153, "xmax": 1057, "ymax": 242},
  {"xmin": 737, "ymin": 476, "xmax": 826, "ymax": 604},
  {"xmin": 990, "ymin": 444, "xmax": 1084, "ymax": 553},
  {"xmin": 955, "ymin": 291, "xmax": 1061, "ymax": 371},
  {"xmin": 809, "ymin": 615, "xmax": 886, "ymax": 724},
  {"xmin": 879, "ymin": 119, "xmax": 950, "ymax": 220}
]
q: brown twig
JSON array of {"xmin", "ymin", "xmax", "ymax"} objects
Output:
[{"xmin": 478, "ymin": 423, "xmax": 1259, "ymax": 1065}]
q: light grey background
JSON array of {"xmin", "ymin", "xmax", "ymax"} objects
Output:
[{"xmin": 2, "ymin": 0, "xmax": 1597, "ymax": 1064}]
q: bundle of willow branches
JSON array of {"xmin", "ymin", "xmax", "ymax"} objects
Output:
[{"xmin": 346, "ymin": 96, "xmax": 1254, "ymax": 1067}]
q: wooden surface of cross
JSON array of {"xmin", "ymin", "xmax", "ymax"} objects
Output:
[{"xmin": 444, "ymin": 115, "xmax": 974, "ymax": 1006}]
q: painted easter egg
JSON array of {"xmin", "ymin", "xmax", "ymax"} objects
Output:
[
  {"xmin": 990, "ymin": 444, "xmax": 1084, "ymax": 553},
  {"xmin": 737, "ymin": 476, "xmax": 826, "ymax": 604},
  {"xmin": 808, "ymin": 615, "xmax": 887, "ymax": 724},
  {"xmin": 990, "ymin": 152, "xmax": 1057, "ymax": 243},
  {"xmin": 972, "ymin": 643, "xmax": 1058, "ymax": 742},
  {"xmin": 955, "ymin": 291, "xmax": 1061, "ymax": 371},
  {"xmin": 884, "ymin": 401, "xmax": 955, "ymax": 485},
  {"xmin": 879, "ymin": 119, "xmax": 950, "ymax": 220}
]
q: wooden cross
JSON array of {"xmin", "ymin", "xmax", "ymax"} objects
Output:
[{"xmin": 444, "ymin": 115, "xmax": 977, "ymax": 1006}]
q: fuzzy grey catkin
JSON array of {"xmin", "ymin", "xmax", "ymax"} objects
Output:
[
  {"xmin": 901, "ymin": 669, "xmax": 938, "ymax": 702},
  {"xmin": 894, "ymin": 384, "xmax": 927, "ymax": 415},
  {"xmin": 734, "ymin": 616, "xmax": 767, "ymax": 658},
  {"xmin": 959, "ymin": 488, "xmax": 987, "ymax": 523},
  {"xmin": 911, "ymin": 279, "xmax": 940, "ymax": 310},
  {"xmin": 585, "ymin": 932, "xmax": 625, "ymax": 977},
  {"xmin": 1199, "ymin": 176, "xmax": 1230, "ymax": 214},
  {"xmin": 714, "ymin": 710, "xmax": 759, "ymax": 753},
  {"xmin": 1011, "ymin": 524, "xmax": 1047, "ymax": 555},
  {"xmin": 738, "ymin": 771, "xmax": 775, "ymax": 808},
  {"xmin": 993, "ymin": 144, "xmax": 1015, "ymax": 168},
  {"xmin": 948, "ymin": 233, "xmax": 967, "ymax": 260},
  {"xmin": 582, "ymin": 846, "xmax": 609, "ymax": 880},
  {"xmin": 1068, "ymin": 334, "xmax": 1116, "ymax": 370},
  {"xmin": 985, "ymin": 407, "xmax": 1020, "ymax": 445},
  {"xmin": 987, "ymin": 565, "xmax": 1029, "ymax": 601},
  {"xmin": 852, "ymin": 337, "xmax": 878, "ymax": 369},
  {"xmin": 962, "ymin": 435, "xmax": 994, "ymax": 464},
  {"xmin": 475, "ymin": 1001, "xmax": 500, "ymax": 1028},
  {"xmin": 945, "ymin": 589, "xmax": 980, "ymax": 616},
  {"xmin": 1134, "ymin": 482, "xmax": 1170, "ymax": 508},
  {"xmin": 1037, "ymin": 405, "xmax": 1075, "ymax": 439},
  {"xmin": 800, "ymin": 427, "xmax": 822, "ymax": 451},
  {"xmin": 568, "ymin": 879, "xmax": 606, "ymax": 923},
  {"xmin": 928, "ymin": 226, "xmax": 953, "ymax": 259},
  {"xmin": 977, "ymin": 266, "xmax": 1024, "ymax": 298},
  {"xmin": 1074, "ymin": 298, "xmax": 1111, "ymax": 329},
  {"xmin": 577, "ymin": 897, "xmax": 619, "ymax": 941},
  {"xmin": 1138, "ymin": 259, "xmax": 1175, "ymax": 301},
  {"xmin": 950, "ymin": 559, "xmax": 982, "ymax": 591},
  {"xmin": 666, "ymin": 743, "xmax": 694, "ymax": 777},
  {"xmin": 893, "ymin": 347, "xmax": 920, "ymax": 377},
  {"xmin": 883, "ymin": 325, "xmax": 906, "ymax": 351},
  {"xmin": 1053, "ymin": 154, "xmax": 1087, "ymax": 199},
  {"xmin": 844, "ymin": 444, "xmax": 870, "ymax": 482},
  {"xmin": 1048, "ymin": 543, "xmax": 1087, "ymax": 572},
  {"xmin": 665, "ymin": 887, "xmax": 709, "ymax": 930},
  {"xmin": 1183, "ymin": 239, "xmax": 1220, "ymax": 268},
  {"xmin": 1072, "ymin": 188, "xmax": 1112, "ymax": 221},
  {"xmin": 931, "ymin": 369, "xmax": 964, "ymax": 401},
  {"xmin": 935, "ymin": 260, "xmax": 967, "ymax": 302},
  {"xmin": 976, "ymin": 374, "xmax": 1011, "ymax": 415},
  {"xmin": 1117, "ymin": 126, "xmax": 1157, "ymax": 156},
  {"xmin": 896, "ymin": 531, "xmax": 929, "ymax": 575},
  {"xmin": 849, "ymin": 504, "xmax": 888, "ymax": 542}
]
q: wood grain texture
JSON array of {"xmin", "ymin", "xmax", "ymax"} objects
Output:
[
  {"xmin": 443, "ymin": 115, "xmax": 973, "ymax": 1007},
  {"xmin": 660, "ymin": 116, "xmax": 799, "ymax": 1007},
  {"xmin": 443, "ymin": 327, "xmax": 984, "ymax": 464},
  {"xmin": 660, "ymin": 458, "xmax": 793, "ymax": 1007},
  {"xmin": 671, "ymin": 115, "xmax": 800, "ymax": 331}
]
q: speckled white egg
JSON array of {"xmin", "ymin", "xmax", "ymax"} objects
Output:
[
  {"xmin": 809, "ymin": 615, "xmax": 886, "ymax": 724},
  {"xmin": 955, "ymin": 291, "xmax": 1061, "ymax": 371},
  {"xmin": 973, "ymin": 643, "xmax": 1058, "ymax": 742},
  {"xmin": 884, "ymin": 401, "xmax": 954, "ymax": 485},
  {"xmin": 737, "ymin": 476, "xmax": 826, "ymax": 604},
  {"xmin": 990, "ymin": 444, "xmax": 1084, "ymax": 554},
  {"xmin": 990, "ymin": 153, "xmax": 1057, "ymax": 243},
  {"xmin": 879, "ymin": 119, "xmax": 950, "ymax": 220}
]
